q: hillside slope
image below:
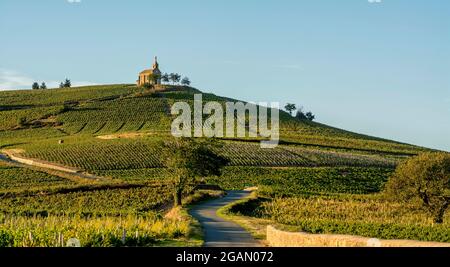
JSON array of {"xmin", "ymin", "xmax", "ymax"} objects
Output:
[{"xmin": 0, "ymin": 84, "xmax": 427, "ymax": 155}]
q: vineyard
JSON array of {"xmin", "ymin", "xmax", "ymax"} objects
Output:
[
  {"xmin": 0, "ymin": 105, "xmax": 65, "ymax": 131},
  {"xmin": 21, "ymin": 137, "xmax": 403, "ymax": 171},
  {"xmin": 0, "ymin": 215, "xmax": 191, "ymax": 247},
  {"xmin": 251, "ymin": 195, "xmax": 450, "ymax": 242},
  {"xmin": 0, "ymin": 84, "xmax": 444, "ymax": 246},
  {"xmin": 23, "ymin": 139, "xmax": 164, "ymax": 170},
  {"xmin": 205, "ymin": 166, "xmax": 392, "ymax": 195},
  {"xmin": 0, "ymin": 184, "xmax": 172, "ymax": 217},
  {"xmin": 0, "ymin": 84, "xmax": 137, "ymax": 107},
  {"xmin": 57, "ymin": 96, "xmax": 171, "ymax": 134},
  {"xmin": 0, "ymin": 163, "xmax": 75, "ymax": 192}
]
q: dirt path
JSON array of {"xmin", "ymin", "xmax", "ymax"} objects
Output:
[
  {"xmin": 189, "ymin": 191, "xmax": 262, "ymax": 247},
  {"xmin": 0, "ymin": 152, "xmax": 107, "ymax": 182}
]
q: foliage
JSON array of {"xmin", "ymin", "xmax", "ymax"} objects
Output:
[
  {"xmin": 63, "ymin": 79, "xmax": 71, "ymax": 88},
  {"xmin": 385, "ymin": 152, "xmax": 450, "ymax": 223},
  {"xmin": 32, "ymin": 82, "xmax": 39, "ymax": 90},
  {"xmin": 160, "ymin": 138, "xmax": 229, "ymax": 206},
  {"xmin": 169, "ymin": 73, "xmax": 181, "ymax": 84},
  {"xmin": 284, "ymin": 103, "xmax": 296, "ymax": 116},
  {"xmin": 181, "ymin": 77, "xmax": 191, "ymax": 86},
  {"xmin": 0, "ymin": 215, "xmax": 190, "ymax": 247}
]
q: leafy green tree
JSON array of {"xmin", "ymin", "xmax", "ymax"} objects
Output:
[
  {"xmin": 59, "ymin": 82, "xmax": 65, "ymax": 88},
  {"xmin": 295, "ymin": 109, "xmax": 306, "ymax": 120},
  {"xmin": 169, "ymin": 73, "xmax": 181, "ymax": 85},
  {"xmin": 284, "ymin": 103, "xmax": 296, "ymax": 116},
  {"xmin": 40, "ymin": 82, "xmax": 47, "ymax": 90},
  {"xmin": 305, "ymin": 111, "xmax": 315, "ymax": 121},
  {"xmin": 160, "ymin": 138, "xmax": 229, "ymax": 207},
  {"xmin": 384, "ymin": 152, "xmax": 450, "ymax": 224},
  {"xmin": 181, "ymin": 77, "xmax": 191, "ymax": 86},
  {"xmin": 161, "ymin": 73, "xmax": 170, "ymax": 84},
  {"xmin": 151, "ymin": 73, "xmax": 161, "ymax": 85},
  {"xmin": 32, "ymin": 82, "xmax": 39, "ymax": 90},
  {"xmin": 63, "ymin": 78, "xmax": 71, "ymax": 88}
]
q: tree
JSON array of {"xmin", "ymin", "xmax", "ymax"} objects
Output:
[
  {"xmin": 40, "ymin": 82, "xmax": 47, "ymax": 90},
  {"xmin": 161, "ymin": 73, "xmax": 170, "ymax": 84},
  {"xmin": 59, "ymin": 82, "xmax": 65, "ymax": 88},
  {"xmin": 295, "ymin": 107, "xmax": 315, "ymax": 121},
  {"xmin": 284, "ymin": 103, "xmax": 296, "ymax": 116},
  {"xmin": 169, "ymin": 73, "xmax": 181, "ymax": 85},
  {"xmin": 148, "ymin": 73, "xmax": 161, "ymax": 85},
  {"xmin": 384, "ymin": 152, "xmax": 450, "ymax": 224},
  {"xmin": 63, "ymin": 78, "xmax": 71, "ymax": 88},
  {"xmin": 295, "ymin": 108, "xmax": 307, "ymax": 120},
  {"xmin": 32, "ymin": 82, "xmax": 40, "ymax": 90},
  {"xmin": 181, "ymin": 77, "xmax": 191, "ymax": 86},
  {"xmin": 160, "ymin": 138, "xmax": 229, "ymax": 207},
  {"xmin": 305, "ymin": 111, "xmax": 315, "ymax": 121}
]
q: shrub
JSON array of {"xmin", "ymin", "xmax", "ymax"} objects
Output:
[{"xmin": 384, "ymin": 152, "xmax": 450, "ymax": 224}]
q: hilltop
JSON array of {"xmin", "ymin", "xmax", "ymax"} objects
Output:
[{"xmin": 0, "ymin": 84, "xmax": 427, "ymax": 152}]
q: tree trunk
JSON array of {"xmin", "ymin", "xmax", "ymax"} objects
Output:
[
  {"xmin": 433, "ymin": 201, "xmax": 449, "ymax": 224},
  {"xmin": 173, "ymin": 188, "xmax": 183, "ymax": 207}
]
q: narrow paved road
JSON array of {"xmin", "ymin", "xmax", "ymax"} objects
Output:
[{"xmin": 190, "ymin": 191, "xmax": 262, "ymax": 247}]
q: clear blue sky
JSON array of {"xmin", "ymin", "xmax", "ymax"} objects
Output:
[{"xmin": 1, "ymin": 0, "xmax": 449, "ymax": 151}]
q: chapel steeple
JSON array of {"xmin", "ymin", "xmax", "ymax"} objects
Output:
[{"xmin": 152, "ymin": 56, "xmax": 159, "ymax": 70}]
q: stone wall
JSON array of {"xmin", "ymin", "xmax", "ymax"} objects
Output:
[{"xmin": 266, "ymin": 225, "xmax": 450, "ymax": 247}]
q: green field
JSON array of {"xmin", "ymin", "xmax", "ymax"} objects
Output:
[{"xmin": 0, "ymin": 84, "xmax": 446, "ymax": 246}]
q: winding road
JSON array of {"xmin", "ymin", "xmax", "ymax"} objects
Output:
[{"xmin": 189, "ymin": 191, "xmax": 262, "ymax": 247}]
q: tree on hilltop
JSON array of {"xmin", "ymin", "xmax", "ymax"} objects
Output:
[
  {"xmin": 305, "ymin": 111, "xmax": 315, "ymax": 121},
  {"xmin": 161, "ymin": 73, "xmax": 170, "ymax": 84},
  {"xmin": 295, "ymin": 106, "xmax": 315, "ymax": 121},
  {"xmin": 181, "ymin": 77, "xmax": 191, "ymax": 86},
  {"xmin": 284, "ymin": 103, "xmax": 296, "ymax": 116},
  {"xmin": 63, "ymin": 78, "xmax": 71, "ymax": 88},
  {"xmin": 32, "ymin": 82, "xmax": 40, "ymax": 90},
  {"xmin": 147, "ymin": 73, "xmax": 161, "ymax": 85},
  {"xmin": 169, "ymin": 73, "xmax": 181, "ymax": 85},
  {"xmin": 40, "ymin": 82, "xmax": 47, "ymax": 90}
]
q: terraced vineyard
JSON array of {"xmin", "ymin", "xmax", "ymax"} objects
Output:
[
  {"xmin": 0, "ymin": 84, "xmax": 444, "ymax": 246},
  {"xmin": 0, "ymin": 84, "xmax": 137, "ymax": 107},
  {"xmin": 24, "ymin": 139, "xmax": 163, "ymax": 170},
  {"xmin": 0, "ymin": 105, "xmax": 65, "ymax": 131},
  {"xmin": 58, "ymin": 96, "xmax": 171, "ymax": 134}
]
